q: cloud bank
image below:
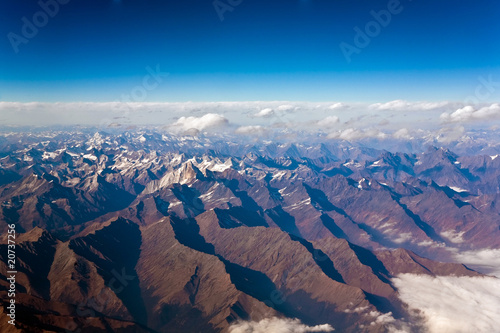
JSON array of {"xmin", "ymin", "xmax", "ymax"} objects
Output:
[
  {"xmin": 1, "ymin": 101, "xmax": 499, "ymax": 146},
  {"xmin": 370, "ymin": 100, "xmax": 455, "ymax": 111},
  {"xmin": 317, "ymin": 116, "xmax": 340, "ymax": 128},
  {"xmin": 170, "ymin": 113, "xmax": 228, "ymax": 133},
  {"xmin": 327, "ymin": 128, "xmax": 387, "ymax": 140},
  {"xmin": 254, "ymin": 108, "xmax": 275, "ymax": 118},
  {"xmin": 393, "ymin": 274, "xmax": 500, "ymax": 333},
  {"xmin": 453, "ymin": 249, "xmax": 500, "ymax": 278},
  {"xmin": 235, "ymin": 125, "xmax": 268, "ymax": 135},
  {"xmin": 229, "ymin": 317, "xmax": 334, "ymax": 333},
  {"xmin": 441, "ymin": 103, "xmax": 500, "ymax": 123}
]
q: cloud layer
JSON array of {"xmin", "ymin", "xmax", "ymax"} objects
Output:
[
  {"xmin": 229, "ymin": 317, "xmax": 334, "ymax": 333},
  {"xmin": 453, "ymin": 249, "xmax": 500, "ymax": 278},
  {"xmin": 170, "ymin": 113, "xmax": 228, "ymax": 133},
  {"xmin": 1, "ymin": 101, "xmax": 499, "ymax": 145},
  {"xmin": 441, "ymin": 103, "xmax": 500, "ymax": 123},
  {"xmin": 393, "ymin": 274, "xmax": 500, "ymax": 333}
]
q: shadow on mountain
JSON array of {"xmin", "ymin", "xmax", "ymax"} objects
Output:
[
  {"xmin": 289, "ymin": 234, "xmax": 345, "ymax": 284},
  {"xmin": 170, "ymin": 216, "xmax": 215, "ymax": 255},
  {"xmin": 318, "ymin": 200, "xmax": 403, "ymax": 249},
  {"xmin": 322, "ymin": 167, "xmax": 353, "ymax": 178},
  {"xmin": 303, "ymin": 184, "xmax": 336, "ymax": 211},
  {"xmin": 171, "ymin": 184, "xmax": 204, "ymax": 218},
  {"xmin": 348, "ymin": 243, "xmax": 391, "ymax": 285},
  {"xmin": 391, "ymin": 194, "xmax": 447, "ymax": 244},
  {"xmin": 157, "ymin": 304, "xmax": 217, "ymax": 333},
  {"xmin": 69, "ymin": 218, "xmax": 147, "ymax": 325},
  {"xmin": 430, "ymin": 182, "xmax": 473, "ymax": 209},
  {"xmin": 264, "ymin": 173, "xmax": 283, "ymax": 201},
  {"xmin": 153, "ymin": 196, "xmax": 170, "ymax": 216},
  {"xmin": 320, "ymin": 214, "xmax": 349, "ymax": 240},
  {"xmin": 0, "ymin": 232, "xmax": 56, "ymax": 299},
  {"xmin": 214, "ymin": 207, "xmax": 268, "ymax": 229},
  {"xmin": 363, "ymin": 291, "xmax": 404, "ymax": 319},
  {"xmin": 265, "ymin": 206, "xmax": 302, "ymax": 237},
  {"xmin": 223, "ymin": 179, "xmax": 261, "ymax": 212}
]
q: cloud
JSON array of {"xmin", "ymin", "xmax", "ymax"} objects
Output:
[
  {"xmin": 235, "ymin": 125, "xmax": 268, "ymax": 135},
  {"xmin": 346, "ymin": 308, "xmax": 411, "ymax": 332},
  {"xmin": 2, "ymin": 100, "xmax": 497, "ymax": 141},
  {"xmin": 170, "ymin": 113, "xmax": 228, "ymax": 133},
  {"xmin": 229, "ymin": 317, "xmax": 334, "ymax": 333},
  {"xmin": 328, "ymin": 103, "xmax": 348, "ymax": 110},
  {"xmin": 440, "ymin": 230, "xmax": 465, "ymax": 244},
  {"xmin": 453, "ymin": 249, "xmax": 500, "ymax": 278},
  {"xmin": 370, "ymin": 100, "xmax": 453, "ymax": 111},
  {"xmin": 368, "ymin": 310, "xmax": 396, "ymax": 324},
  {"xmin": 393, "ymin": 128, "xmax": 412, "ymax": 140},
  {"xmin": 393, "ymin": 274, "xmax": 500, "ymax": 333},
  {"xmin": 434, "ymin": 126, "xmax": 465, "ymax": 143},
  {"xmin": 277, "ymin": 104, "xmax": 295, "ymax": 112},
  {"xmin": 254, "ymin": 108, "xmax": 275, "ymax": 118},
  {"xmin": 440, "ymin": 103, "xmax": 500, "ymax": 123},
  {"xmin": 327, "ymin": 128, "xmax": 387, "ymax": 140},
  {"xmin": 317, "ymin": 116, "xmax": 340, "ymax": 128}
]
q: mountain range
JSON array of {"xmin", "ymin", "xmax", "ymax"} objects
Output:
[{"xmin": 0, "ymin": 129, "xmax": 499, "ymax": 332}]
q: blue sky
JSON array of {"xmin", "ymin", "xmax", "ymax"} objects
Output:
[{"xmin": 0, "ymin": 0, "xmax": 499, "ymax": 103}]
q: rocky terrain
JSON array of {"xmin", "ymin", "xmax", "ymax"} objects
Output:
[{"xmin": 0, "ymin": 129, "xmax": 499, "ymax": 332}]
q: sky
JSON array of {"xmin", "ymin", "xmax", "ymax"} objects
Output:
[{"xmin": 1, "ymin": 0, "xmax": 500, "ymax": 104}]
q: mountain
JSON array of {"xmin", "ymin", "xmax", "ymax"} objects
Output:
[{"xmin": 0, "ymin": 129, "xmax": 499, "ymax": 332}]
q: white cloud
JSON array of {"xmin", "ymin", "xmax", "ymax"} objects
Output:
[
  {"xmin": 453, "ymin": 249, "xmax": 500, "ymax": 278},
  {"xmin": 370, "ymin": 100, "xmax": 452, "ymax": 111},
  {"xmin": 317, "ymin": 116, "xmax": 340, "ymax": 128},
  {"xmin": 277, "ymin": 104, "xmax": 295, "ymax": 112},
  {"xmin": 235, "ymin": 125, "xmax": 268, "ymax": 135},
  {"xmin": 393, "ymin": 128, "xmax": 412, "ymax": 140},
  {"xmin": 393, "ymin": 274, "xmax": 500, "ymax": 333},
  {"xmin": 440, "ymin": 230, "xmax": 465, "ymax": 244},
  {"xmin": 434, "ymin": 126, "xmax": 465, "ymax": 143},
  {"xmin": 327, "ymin": 128, "xmax": 387, "ymax": 141},
  {"xmin": 170, "ymin": 113, "xmax": 228, "ymax": 133},
  {"xmin": 2, "ymin": 100, "xmax": 496, "ymax": 138},
  {"xmin": 229, "ymin": 317, "xmax": 334, "ymax": 333},
  {"xmin": 393, "ymin": 232, "xmax": 412, "ymax": 244},
  {"xmin": 440, "ymin": 103, "xmax": 500, "ymax": 123},
  {"xmin": 343, "ymin": 305, "xmax": 369, "ymax": 313},
  {"xmin": 368, "ymin": 311, "xmax": 396, "ymax": 324},
  {"xmin": 361, "ymin": 310, "xmax": 411, "ymax": 332},
  {"xmin": 254, "ymin": 108, "xmax": 275, "ymax": 118},
  {"xmin": 328, "ymin": 103, "xmax": 348, "ymax": 110}
]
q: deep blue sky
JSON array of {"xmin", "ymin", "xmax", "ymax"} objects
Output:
[{"xmin": 0, "ymin": 0, "xmax": 499, "ymax": 102}]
